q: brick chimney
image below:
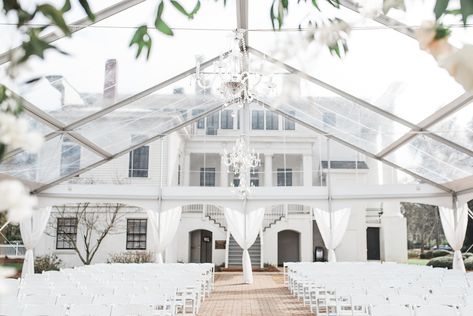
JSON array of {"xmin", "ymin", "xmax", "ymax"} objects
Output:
[{"xmin": 103, "ymin": 59, "xmax": 117, "ymax": 103}]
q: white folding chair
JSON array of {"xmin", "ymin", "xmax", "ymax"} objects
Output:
[
  {"xmin": 0, "ymin": 304, "xmax": 22, "ymax": 316},
  {"xmin": 460, "ymin": 305, "xmax": 473, "ymax": 316},
  {"xmin": 387, "ymin": 294, "xmax": 425, "ymax": 307},
  {"xmin": 415, "ymin": 305, "xmax": 458, "ymax": 316},
  {"xmin": 426, "ymin": 294, "xmax": 465, "ymax": 307},
  {"xmin": 21, "ymin": 304, "xmax": 65, "ymax": 316},
  {"xmin": 21, "ymin": 294, "xmax": 57, "ymax": 305},
  {"xmin": 93, "ymin": 295, "xmax": 131, "ymax": 305},
  {"xmin": 371, "ymin": 304, "xmax": 412, "ymax": 316},
  {"xmin": 69, "ymin": 304, "xmax": 112, "ymax": 316},
  {"xmin": 2, "ymin": 279, "xmax": 20, "ymax": 295},
  {"xmin": 110, "ymin": 304, "xmax": 154, "ymax": 316},
  {"xmin": 351, "ymin": 295, "xmax": 386, "ymax": 316},
  {"xmin": 56, "ymin": 294, "xmax": 94, "ymax": 305}
]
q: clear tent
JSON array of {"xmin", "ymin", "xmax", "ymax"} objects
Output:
[{"xmin": 0, "ymin": 0, "xmax": 472, "ymax": 195}]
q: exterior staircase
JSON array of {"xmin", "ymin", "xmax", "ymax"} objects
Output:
[
  {"xmin": 228, "ymin": 235, "xmax": 261, "ymax": 267},
  {"xmin": 183, "ymin": 203, "xmax": 311, "ymax": 268}
]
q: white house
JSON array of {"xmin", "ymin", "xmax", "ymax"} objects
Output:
[{"xmin": 13, "ymin": 59, "xmax": 453, "ymax": 269}]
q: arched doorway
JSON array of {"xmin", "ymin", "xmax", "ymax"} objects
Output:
[
  {"xmin": 190, "ymin": 229, "xmax": 213, "ymax": 263},
  {"xmin": 278, "ymin": 230, "xmax": 300, "ymax": 266}
]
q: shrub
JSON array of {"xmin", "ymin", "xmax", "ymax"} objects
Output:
[
  {"xmin": 420, "ymin": 249, "xmax": 452, "ymax": 259},
  {"xmin": 108, "ymin": 251, "xmax": 154, "ymax": 263},
  {"xmin": 34, "ymin": 254, "xmax": 62, "ymax": 273},
  {"xmin": 427, "ymin": 253, "xmax": 473, "ymax": 269},
  {"xmin": 426, "ymin": 255, "xmax": 452, "ymax": 269}
]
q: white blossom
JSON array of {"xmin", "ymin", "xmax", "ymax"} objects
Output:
[
  {"xmin": 0, "ymin": 180, "xmax": 36, "ymax": 223},
  {"xmin": 358, "ymin": 0, "xmax": 383, "ymax": 18},
  {"xmin": 439, "ymin": 45, "xmax": 473, "ymax": 92},
  {"xmin": 0, "ymin": 112, "xmax": 44, "ymax": 153},
  {"xmin": 0, "ymin": 266, "xmax": 16, "ymax": 296},
  {"xmin": 314, "ymin": 20, "xmax": 351, "ymax": 47}
]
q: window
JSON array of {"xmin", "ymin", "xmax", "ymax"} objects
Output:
[
  {"xmin": 129, "ymin": 145, "xmax": 149, "ymax": 177},
  {"xmin": 60, "ymin": 139, "xmax": 81, "ymax": 177},
  {"xmin": 284, "ymin": 111, "xmax": 296, "ymax": 130},
  {"xmin": 206, "ymin": 113, "xmax": 219, "ymax": 135},
  {"xmin": 277, "ymin": 168, "xmax": 293, "ymax": 186},
  {"xmin": 252, "ymin": 110, "xmax": 264, "ymax": 130},
  {"xmin": 322, "ymin": 112, "xmax": 336, "ymax": 126},
  {"xmin": 56, "ymin": 218, "xmax": 78, "ymax": 249},
  {"xmin": 221, "ymin": 110, "xmax": 234, "ymax": 129},
  {"xmin": 266, "ymin": 111, "xmax": 279, "ymax": 130},
  {"xmin": 192, "ymin": 109, "xmax": 205, "ymax": 129},
  {"xmin": 232, "ymin": 170, "xmax": 259, "ymax": 187},
  {"xmin": 200, "ymin": 168, "xmax": 215, "ymax": 186},
  {"xmin": 126, "ymin": 219, "xmax": 147, "ymax": 250},
  {"xmin": 250, "ymin": 169, "xmax": 260, "ymax": 187}
]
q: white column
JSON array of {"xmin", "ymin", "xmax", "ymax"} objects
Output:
[
  {"xmin": 303, "ymin": 154, "xmax": 313, "ymax": 187},
  {"xmin": 380, "ymin": 201, "xmax": 408, "ymax": 263},
  {"xmin": 264, "ymin": 154, "xmax": 273, "ymax": 187},
  {"xmin": 183, "ymin": 153, "xmax": 190, "ymax": 186},
  {"xmin": 220, "ymin": 154, "xmax": 228, "ymax": 187}
]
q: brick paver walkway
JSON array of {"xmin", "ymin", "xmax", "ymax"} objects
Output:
[{"xmin": 198, "ymin": 273, "xmax": 312, "ymax": 316}]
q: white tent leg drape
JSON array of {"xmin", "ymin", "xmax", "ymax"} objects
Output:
[
  {"xmin": 224, "ymin": 207, "xmax": 265, "ymax": 284},
  {"xmin": 439, "ymin": 205, "xmax": 468, "ymax": 272},
  {"xmin": 147, "ymin": 207, "xmax": 182, "ymax": 264},
  {"xmin": 312, "ymin": 208, "xmax": 351, "ymax": 262},
  {"xmin": 19, "ymin": 207, "xmax": 51, "ymax": 278}
]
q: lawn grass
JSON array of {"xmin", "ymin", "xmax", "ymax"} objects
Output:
[
  {"xmin": 0, "ymin": 262, "xmax": 23, "ymax": 270},
  {"xmin": 407, "ymin": 258, "xmax": 429, "ymax": 265}
]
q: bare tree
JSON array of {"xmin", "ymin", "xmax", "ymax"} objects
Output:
[{"xmin": 47, "ymin": 203, "xmax": 126, "ymax": 265}]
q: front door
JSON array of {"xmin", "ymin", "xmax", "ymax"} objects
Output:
[
  {"xmin": 190, "ymin": 230, "xmax": 213, "ymax": 263},
  {"xmin": 366, "ymin": 227, "xmax": 381, "ymax": 260}
]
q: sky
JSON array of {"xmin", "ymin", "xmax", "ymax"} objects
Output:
[{"xmin": 0, "ymin": 0, "xmax": 467, "ymax": 125}]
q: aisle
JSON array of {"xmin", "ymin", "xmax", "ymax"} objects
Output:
[{"xmin": 198, "ymin": 273, "xmax": 312, "ymax": 316}]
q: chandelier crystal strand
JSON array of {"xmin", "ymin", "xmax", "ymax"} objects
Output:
[
  {"xmin": 196, "ymin": 29, "xmax": 266, "ymax": 198},
  {"xmin": 223, "ymin": 136, "xmax": 261, "ymax": 198}
]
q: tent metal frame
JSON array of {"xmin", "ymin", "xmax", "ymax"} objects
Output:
[{"xmin": 2, "ymin": 0, "xmax": 473, "ymax": 195}]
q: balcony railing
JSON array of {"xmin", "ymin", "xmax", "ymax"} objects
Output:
[{"xmin": 0, "ymin": 243, "xmax": 26, "ymax": 258}]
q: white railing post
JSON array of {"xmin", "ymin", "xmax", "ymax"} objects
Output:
[
  {"xmin": 225, "ymin": 230, "xmax": 230, "ymax": 268},
  {"xmin": 260, "ymin": 228, "xmax": 264, "ymax": 269}
]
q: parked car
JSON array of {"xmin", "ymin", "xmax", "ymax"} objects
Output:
[{"xmin": 431, "ymin": 245, "xmax": 452, "ymax": 251}]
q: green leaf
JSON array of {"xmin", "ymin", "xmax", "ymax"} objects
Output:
[
  {"xmin": 129, "ymin": 25, "xmax": 153, "ymax": 59},
  {"xmin": 311, "ymin": 0, "xmax": 320, "ymax": 11},
  {"xmin": 434, "ymin": 0, "xmax": 450, "ymax": 19},
  {"xmin": 78, "ymin": 0, "xmax": 95, "ymax": 21},
  {"xmin": 171, "ymin": 1, "xmax": 201, "ymax": 19},
  {"xmin": 155, "ymin": 1, "xmax": 174, "ymax": 36},
  {"xmin": 326, "ymin": 0, "xmax": 340, "ymax": 8},
  {"xmin": 383, "ymin": 0, "xmax": 406, "ymax": 14},
  {"xmin": 270, "ymin": 1, "xmax": 277, "ymax": 30},
  {"xmin": 36, "ymin": 4, "xmax": 71, "ymax": 36},
  {"xmin": 460, "ymin": 0, "xmax": 473, "ymax": 25},
  {"xmin": 61, "ymin": 0, "xmax": 72, "ymax": 13}
]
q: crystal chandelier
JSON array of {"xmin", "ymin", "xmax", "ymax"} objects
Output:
[
  {"xmin": 195, "ymin": 29, "xmax": 264, "ymax": 107},
  {"xmin": 222, "ymin": 136, "xmax": 261, "ymax": 198}
]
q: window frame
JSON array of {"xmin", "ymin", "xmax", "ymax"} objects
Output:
[
  {"xmin": 128, "ymin": 145, "xmax": 150, "ymax": 178},
  {"xmin": 126, "ymin": 218, "xmax": 148, "ymax": 250},
  {"xmin": 277, "ymin": 168, "xmax": 293, "ymax": 187},
  {"xmin": 56, "ymin": 217, "xmax": 78, "ymax": 250},
  {"xmin": 200, "ymin": 167, "xmax": 216, "ymax": 187},
  {"xmin": 252, "ymin": 110, "xmax": 264, "ymax": 130},
  {"xmin": 265, "ymin": 111, "xmax": 279, "ymax": 130},
  {"xmin": 221, "ymin": 110, "xmax": 234, "ymax": 129}
]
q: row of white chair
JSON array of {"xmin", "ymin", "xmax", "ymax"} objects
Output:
[{"xmin": 0, "ymin": 303, "xmax": 164, "ymax": 316}]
